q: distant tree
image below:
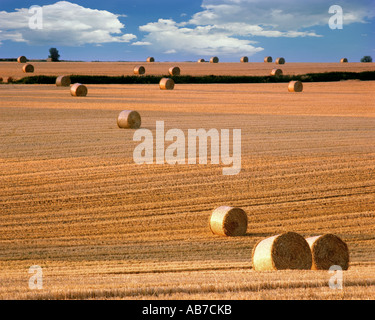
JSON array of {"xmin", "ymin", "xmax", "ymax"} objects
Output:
[
  {"xmin": 360, "ymin": 56, "xmax": 372, "ymax": 63},
  {"xmin": 48, "ymin": 48, "xmax": 60, "ymax": 62}
]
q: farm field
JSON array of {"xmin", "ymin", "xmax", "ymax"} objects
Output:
[
  {"xmin": 0, "ymin": 69, "xmax": 374, "ymax": 299},
  {"xmin": 1, "ymin": 61, "xmax": 375, "ymax": 79}
]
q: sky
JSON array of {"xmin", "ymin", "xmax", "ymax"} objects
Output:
[{"xmin": 0, "ymin": 0, "xmax": 374, "ymax": 62}]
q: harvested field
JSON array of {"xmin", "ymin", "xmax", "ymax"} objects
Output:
[
  {"xmin": 0, "ymin": 77, "xmax": 374, "ymax": 299},
  {"xmin": 1, "ymin": 61, "xmax": 374, "ymax": 79}
]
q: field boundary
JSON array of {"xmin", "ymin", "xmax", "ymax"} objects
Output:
[{"xmin": 9, "ymin": 71, "xmax": 375, "ymax": 85}]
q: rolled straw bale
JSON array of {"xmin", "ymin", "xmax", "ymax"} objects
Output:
[
  {"xmin": 147, "ymin": 57, "xmax": 155, "ymax": 62},
  {"xmin": 159, "ymin": 77, "xmax": 175, "ymax": 90},
  {"xmin": 306, "ymin": 234, "xmax": 349, "ymax": 270},
  {"xmin": 288, "ymin": 80, "xmax": 303, "ymax": 92},
  {"xmin": 264, "ymin": 56, "xmax": 272, "ymax": 63},
  {"xmin": 168, "ymin": 66, "xmax": 180, "ymax": 76},
  {"xmin": 70, "ymin": 83, "xmax": 88, "ymax": 97},
  {"xmin": 117, "ymin": 110, "xmax": 141, "ymax": 129},
  {"xmin": 276, "ymin": 57, "xmax": 285, "ymax": 64},
  {"xmin": 197, "ymin": 58, "xmax": 205, "ymax": 63},
  {"xmin": 270, "ymin": 68, "xmax": 283, "ymax": 76},
  {"xmin": 340, "ymin": 58, "xmax": 348, "ymax": 63},
  {"xmin": 209, "ymin": 206, "xmax": 248, "ymax": 236},
  {"xmin": 134, "ymin": 66, "xmax": 146, "ymax": 75},
  {"xmin": 252, "ymin": 232, "xmax": 312, "ymax": 271},
  {"xmin": 240, "ymin": 56, "xmax": 249, "ymax": 63},
  {"xmin": 22, "ymin": 64, "xmax": 34, "ymax": 73},
  {"xmin": 210, "ymin": 56, "xmax": 219, "ymax": 63},
  {"xmin": 56, "ymin": 75, "xmax": 71, "ymax": 87},
  {"xmin": 17, "ymin": 56, "xmax": 27, "ymax": 63}
]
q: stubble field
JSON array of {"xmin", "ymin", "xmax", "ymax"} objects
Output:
[{"xmin": 0, "ymin": 62, "xmax": 374, "ymax": 299}]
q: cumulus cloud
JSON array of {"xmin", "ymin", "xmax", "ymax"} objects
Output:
[
  {"xmin": 0, "ymin": 1, "xmax": 136, "ymax": 46},
  {"xmin": 131, "ymin": 41, "xmax": 152, "ymax": 46},
  {"xmin": 138, "ymin": 19, "xmax": 264, "ymax": 56},
  {"xmin": 192, "ymin": 0, "xmax": 375, "ymax": 30},
  {"xmin": 136, "ymin": 0, "xmax": 374, "ymax": 56}
]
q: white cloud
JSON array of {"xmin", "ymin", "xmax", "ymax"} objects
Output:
[
  {"xmin": 132, "ymin": 41, "xmax": 152, "ymax": 46},
  {"xmin": 191, "ymin": 0, "xmax": 375, "ymax": 30},
  {"xmin": 0, "ymin": 1, "xmax": 136, "ymax": 46},
  {"xmin": 164, "ymin": 49, "xmax": 177, "ymax": 54},
  {"xmin": 136, "ymin": 0, "xmax": 374, "ymax": 56},
  {"xmin": 139, "ymin": 19, "xmax": 264, "ymax": 56}
]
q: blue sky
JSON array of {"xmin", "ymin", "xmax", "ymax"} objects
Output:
[{"xmin": 0, "ymin": 0, "xmax": 374, "ymax": 62}]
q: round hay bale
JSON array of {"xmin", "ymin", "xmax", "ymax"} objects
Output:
[
  {"xmin": 17, "ymin": 56, "xmax": 27, "ymax": 63},
  {"xmin": 240, "ymin": 56, "xmax": 249, "ymax": 63},
  {"xmin": 210, "ymin": 56, "xmax": 219, "ymax": 63},
  {"xmin": 22, "ymin": 64, "xmax": 34, "ymax": 73},
  {"xmin": 288, "ymin": 80, "xmax": 303, "ymax": 92},
  {"xmin": 168, "ymin": 66, "xmax": 180, "ymax": 76},
  {"xmin": 306, "ymin": 234, "xmax": 349, "ymax": 270},
  {"xmin": 276, "ymin": 57, "xmax": 285, "ymax": 64},
  {"xmin": 56, "ymin": 75, "xmax": 71, "ymax": 87},
  {"xmin": 340, "ymin": 58, "xmax": 348, "ymax": 63},
  {"xmin": 147, "ymin": 57, "xmax": 155, "ymax": 62},
  {"xmin": 117, "ymin": 110, "xmax": 141, "ymax": 129},
  {"xmin": 252, "ymin": 232, "xmax": 312, "ymax": 271},
  {"xmin": 270, "ymin": 68, "xmax": 283, "ymax": 76},
  {"xmin": 197, "ymin": 58, "xmax": 205, "ymax": 63},
  {"xmin": 159, "ymin": 77, "xmax": 175, "ymax": 90},
  {"xmin": 264, "ymin": 56, "xmax": 272, "ymax": 63},
  {"xmin": 209, "ymin": 206, "xmax": 248, "ymax": 236},
  {"xmin": 134, "ymin": 65, "xmax": 146, "ymax": 75},
  {"xmin": 70, "ymin": 83, "xmax": 88, "ymax": 97}
]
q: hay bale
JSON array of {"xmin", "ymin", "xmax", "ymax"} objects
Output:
[
  {"xmin": 264, "ymin": 56, "xmax": 272, "ymax": 63},
  {"xmin": 340, "ymin": 58, "xmax": 348, "ymax": 63},
  {"xmin": 197, "ymin": 59, "xmax": 205, "ymax": 63},
  {"xmin": 252, "ymin": 232, "xmax": 312, "ymax": 271},
  {"xmin": 240, "ymin": 56, "xmax": 249, "ymax": 63},
  {"xmin": 210, "ymin": 56, "xmax": 219, "ymax": 63},
  {"xmin": 168, "ymin": 66, "xmax": 180, "ymax": 76},
  {"xmin": 134, "ymin": 66, "xmax": 146, "ymax": 75},
  {"xmin": 17, "ymin": 56, "xmax": 27, "ymax": 63},
  {"xmin": 306, "ymin": 234, "xmax": 349, "ymax": 270},
  {"xmin": 288, "ymin": 80, "xmax": 303, "ymax": 92},
  {"xmin": 117, "ymin": 110, "xmax": 141, "ymax": 129},
  {"xmin": 159, "ymin": 77, "xmax": 175, "ymax": 90},
  {"xmin": 22, "ymin": 64, "xmax": 34, "ymax": 73},
  {"xmin": 270, "ymin": 68, "xmax": 283, "ymax": 76},
  {"xmin": 209, "ymin": 206, "xmax": 248, "ymax": 236},
  {"xmin": 276, "ymin": 57, "xmax": 285, "ymax": 64},
  {"xmin": 56, "ymin": 75, "xmax": 71, "ymax": 87},
  {"xmin": 70, "ymin": 83, "xmax": 88, "ymax": 97},
  {"xmin": 147, "ymin": 57, "xmax": 155, "ymax": 62}
]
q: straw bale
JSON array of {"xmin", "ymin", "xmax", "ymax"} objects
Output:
[
  {"xmin": 252, "ymin": 232, "xmax": 312, "ymax": 270},
  {"xmin": 209, "ymin": 206, "xmax": 248, "ymax": 236},
  {"xmin": 306, "ymin": 234, "xmax": 349, "ymax": 270}
]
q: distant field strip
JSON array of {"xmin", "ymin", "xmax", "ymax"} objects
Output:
[{"xmin": 10, "ymin": 71, "xmax": 375, "ymax": 84}]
